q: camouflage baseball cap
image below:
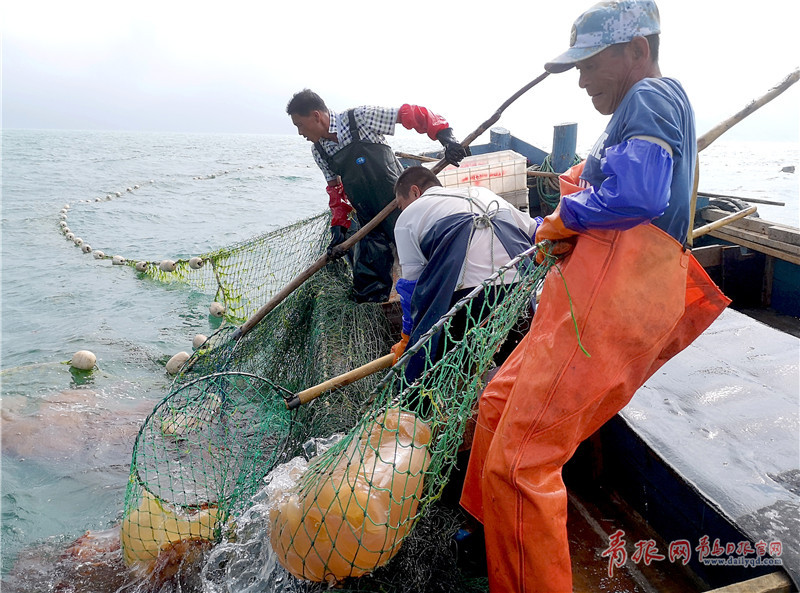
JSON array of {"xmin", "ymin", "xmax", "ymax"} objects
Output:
[{"xmin": 544, "ymin": 0, "xmax": 660, "ymax": 73}]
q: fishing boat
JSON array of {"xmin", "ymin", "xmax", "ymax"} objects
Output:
[
  {"xmin": 30, "ymin": 135, "xmax": 796, "ymax": 593},
  {"xmin": 20, "ymin": 74, "xmax": 794, "ymax": 593},
  {"xmin": 111, "ymin": 108, "xmax": 796, "ymax": 593}
]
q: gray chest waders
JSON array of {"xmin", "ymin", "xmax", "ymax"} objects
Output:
[{"xmin": 315, "ymin": 110, "xmax": 403, "ymax": 303}]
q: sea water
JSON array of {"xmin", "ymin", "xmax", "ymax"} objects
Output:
[{"xmin": 1, "ymin": 129, "xmax": 797, "ymax": 590}]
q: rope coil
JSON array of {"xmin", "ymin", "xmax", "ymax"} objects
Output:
[{"xmin": 533, "ymin": 153, "xmax": 582, "ymax": 210}]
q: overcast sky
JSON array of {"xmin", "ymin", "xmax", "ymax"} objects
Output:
[{"xmin": 3, "ymin": 0, "xmax": 799, "ymax": 151}]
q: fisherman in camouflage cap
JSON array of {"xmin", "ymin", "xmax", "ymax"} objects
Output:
[
  {"xmin": 461, "ymin": 2, "xmax": 729, "ymax": 591},
  {"xmin": 545, "ymin": 0, "xmax": 661, "ymax": 73}
]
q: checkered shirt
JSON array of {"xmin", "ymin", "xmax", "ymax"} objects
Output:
[{"xmin": 312, "ymin": 106, "xmax": 399, "ymax": 181}]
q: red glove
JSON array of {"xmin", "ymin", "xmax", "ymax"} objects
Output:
[
  {"xmin": 398, "ymin": 104, "xmax": 450, "ymax": 140},
  {"xmin": 326, "ymin": 182, "xmax": 354, "ymax": 228},
  {"xmin": 391, "ymin": 332, "xmax": 410, "ymax": 364},
  {"xmin": 534, "ymin": 203, "xmax": 579, "ymax": 264}
]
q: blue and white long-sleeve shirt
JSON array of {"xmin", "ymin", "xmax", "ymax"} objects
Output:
[{"xmin": 395, "ymin": 186, "xmax": 539, "ymax": 289}]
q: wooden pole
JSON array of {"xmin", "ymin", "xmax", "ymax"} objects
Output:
[
  {"xmin": 395, "ymin": 151, "xmax": 438, "ymax": 163},
  {"xmin": 698, "ymin": 191, "xmax": 785, "ymax": 207},
  {"xmin": 286, "ymin": 354, "xmax": 395, "ymax": 409},
  {"xmin": 457, "ymin": 72, "xmax": 550, "ymax": 151},
  {"xmin": 527, "ymin": 170, "xmax": 560, "ymax": 178},
  {"xmin": 691, "ymin": 205, "xmax": 758, "ymax": 239},
  {"xmin": 688, "ymin": 69, "xmax": 798, "ymax": 243}
]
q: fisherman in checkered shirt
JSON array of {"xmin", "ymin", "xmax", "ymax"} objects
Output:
[{"xmin": 287, "ymin": 89, "xmax": 468, "ymax": 303}]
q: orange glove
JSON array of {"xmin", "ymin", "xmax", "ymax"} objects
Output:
[
  {"xmin": 534, "ymin": 203, "xmax": 579, "ymax": 264},
  {"xmin": 391, "ymin": 332, "xmax": 410, "ymax": 364}
]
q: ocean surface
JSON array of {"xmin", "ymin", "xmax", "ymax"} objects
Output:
[{"xmin": 1, "ymin": 129, "xmax": 797, "ymax": 589}]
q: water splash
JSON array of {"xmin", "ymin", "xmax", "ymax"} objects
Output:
[{"xmin": 201, "ymin": 436, "xmax": 343, "ymax": 593}]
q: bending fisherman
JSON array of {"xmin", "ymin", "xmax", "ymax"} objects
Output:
[
  {"xmin": 390, "ymin": 166, "xmax": 540, "ymax": 384},
  {"xmin": 286, "ymin": 90, "xmax": 469, "ymax": 303},
  {"xmin": 460, "ymin": 2, "xmax": 730, "ymax": 591}
]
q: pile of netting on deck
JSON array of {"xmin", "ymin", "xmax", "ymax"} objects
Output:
[{"xmin": 120, "ymin": 208, "xmax": 550, "ymax": 591}]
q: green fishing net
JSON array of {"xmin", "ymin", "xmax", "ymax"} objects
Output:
[
  {"xmin": 121, "ymin": 209, "xmax": 551, "ymax": 589},
  {"xmin": 132, "ymin": 212, "xmax": 331, "ymax": 325}
]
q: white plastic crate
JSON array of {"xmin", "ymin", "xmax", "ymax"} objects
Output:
[
  {"xmin": 501, "ymin": 188, "xmax": 530, "ymax": 211},
  {"xmin": 426, "ymin": 149, "xmax": 528, "ymax": 196}
]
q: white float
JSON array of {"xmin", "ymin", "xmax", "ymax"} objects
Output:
[
  {"xmin": 81, "ymin": 244, "xmax": 92, "ymax": 253},
  {"xmin": 112, "ymin": 255, "xmax": 126, "ymax": 265},
  {"xmin": 159, "ymin": 260, "xmax": 176, "ymax": 272},
  {"xmin": 209, "ymin": 302, "xmax": 226, "ymax": 318},
  {"xmin": 70, "ymin": 350, "xmax": 97, "ymax": 370},
  {"xmin": 135, "ymin": 261, "xmax": 149, "ymax": 272},
  {"xmin": 192, "ymin": 334, "xmax": 208, "ymax": 349},
  {"xmin": 94, "ymin": 251, "xmax": 105, "ymax": 259},
  {"xmin": 188, "ymin": 257, "xmax": 204, "ymax": 270},
  {"xmin": 165, "ymin": 351, "xmax": 190, "ymax": 374}
]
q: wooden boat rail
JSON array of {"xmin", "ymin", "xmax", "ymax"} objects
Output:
[{"xmin": 701, "ymin": 207, "xmax": 800, "ymax": 266}]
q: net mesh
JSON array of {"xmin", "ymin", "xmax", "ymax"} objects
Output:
[
  {"xmin": 266, "ymin": 249, "xmax": 544, "ymax": 584},
  {"xmin": 121, "ymin": 209, "xmax": 551, "ymax": 587},
  {"xmin": 134, "ymin": 212, "xmax": 331, "ymax": 324}
]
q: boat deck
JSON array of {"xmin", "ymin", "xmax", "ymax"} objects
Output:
[
  {"xmin": 592, "ymin": 307, "xmax": 800, "ymax": 591},
  {"xmin": 451, "ymin": 308, "xmax": 798, "ymax": 592},
  {"xmin": 694, "ymin": 209, "xmax": 800, "ymax": 323}
]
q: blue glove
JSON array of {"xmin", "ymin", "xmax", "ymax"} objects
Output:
[{"xmin": 395, "ymin": 278, "xmax": 417, "ymax": 336}]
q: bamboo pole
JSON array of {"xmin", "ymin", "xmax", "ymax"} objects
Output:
[
  {"xmin": 692, "ymin": 205, "xmax": 758, "ymax": 239},
  {"xmin": 698, "ymin": 191, "xmax": 785, "ymax": 207}
]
